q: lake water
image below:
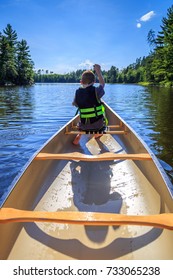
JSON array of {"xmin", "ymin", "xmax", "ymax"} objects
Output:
[{"xmin": 0, "ymin": 83, "xmax": 173, "ymax": 203}]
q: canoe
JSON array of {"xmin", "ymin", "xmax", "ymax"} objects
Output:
[{"xmin": 0, "ymin": 102, "xmax": 173, "ymax": 260}]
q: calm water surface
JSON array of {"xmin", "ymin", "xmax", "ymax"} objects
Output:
[{"xmin": 0, "ymin": 83, "xmax": 173, "ymax": 202}]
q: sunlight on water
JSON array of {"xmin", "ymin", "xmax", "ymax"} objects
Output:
[{"xmin": 0, "ymin": 83, "xmax": 173, "ymax": 202}]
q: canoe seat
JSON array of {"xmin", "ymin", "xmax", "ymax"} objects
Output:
[{"xmin": 35, "ymin": 152, "xmax": 152, "ymax": 161}]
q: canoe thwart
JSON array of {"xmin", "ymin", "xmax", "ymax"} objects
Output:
[
  {"xmin": 65, "ymin": 121, "xmax": 128, "ymax": 135},
  {"xmin": 65, "ymin": 130, "xmax": 128, "ymax": 135},
  {"xmin": 35, "ymin": 152, "xmax": 152, "ymax": 161},
  {"xmin": 0, "ymin": 208, "xmax": 173, "ymax": 230},
  {"xmin": 71, "ymin": 124, "xmax": 123, "ymax": 129}
]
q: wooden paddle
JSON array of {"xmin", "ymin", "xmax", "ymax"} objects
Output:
[{"xmin": 0, "ymin": 208, "xmax": 173, "ymax": 230}]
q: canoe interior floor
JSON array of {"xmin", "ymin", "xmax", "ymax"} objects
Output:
[{"xmin": 7, "ymin": 134, "xmax": 173, "ymax": 260}]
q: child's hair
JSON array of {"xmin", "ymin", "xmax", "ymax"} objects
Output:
[{"xmin": 81, "ymin": 70, "xmax": 95, "ymax": 84}]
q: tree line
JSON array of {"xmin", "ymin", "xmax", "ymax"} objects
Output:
[
  {"xmin": 0, "ymin": 24, "xmax": 34, "ymax": 86},
  {"xmin": 1, "ymin": 5, "xmax": 173, "ymax": 87},
  {"xmin": 35, "ymin": 5, "xmax": 173, "ymax": 87}
]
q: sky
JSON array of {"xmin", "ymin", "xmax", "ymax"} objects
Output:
[{"xmin": 0, "ymin": 0, "xmax": 173, "ymax": 73}]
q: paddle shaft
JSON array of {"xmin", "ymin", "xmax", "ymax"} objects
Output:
[{"xmin": 0, "ymin": 208, "xmax": 173, "ymax": 230}]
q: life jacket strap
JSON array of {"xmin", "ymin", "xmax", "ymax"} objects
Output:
[{"xmin": 80, "ymin": 104, "xmax": 104, "ymax": 119}]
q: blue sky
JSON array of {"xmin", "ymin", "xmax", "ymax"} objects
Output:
[{"xmin": 0, "ymin": 0, "xmax": 173, "ymax": 73}]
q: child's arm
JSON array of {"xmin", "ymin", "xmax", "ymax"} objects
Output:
[
  {"xmin": 72, "ymin": 91, "xmax": 78, "ymax": 107},
  {"xmin": 94, "ymin": 64, "xmax": 105, "ymax": 88}
]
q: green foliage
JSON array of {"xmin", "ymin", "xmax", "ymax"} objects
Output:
[
  {"xmin": 0, "ymin": 24, "xmax": 34, "ymax": 86},
  {"xmin": 145, "ymin": 5, "xmax": 173, "ymax": 85},
  {"xmin": 16, "ymin": 39, "xmax": 34, "ymax": 85}
]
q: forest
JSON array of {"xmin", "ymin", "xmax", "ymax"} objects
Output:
[{"xmin": 1, "ymin": 5, "xmax": 173, "ymax": 87}]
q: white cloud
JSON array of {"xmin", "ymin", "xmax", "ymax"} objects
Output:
[
  {"xmin": 136, "ymin": 11, "xmax": 155, "ymax": 28},
  {"xmin": 79, "ymin": 59, "xmax": 94, "ymax": 69},
  {"xmin": 140, "ymin": 11, "xmax": 155, "ymax": 22}
]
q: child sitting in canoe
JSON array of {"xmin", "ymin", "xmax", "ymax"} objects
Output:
[{"xmin": 72, "ymin": 64, "xmax": 105, "ymax": 145}]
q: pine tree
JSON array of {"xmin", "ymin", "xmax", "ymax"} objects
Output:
[
  {"xmin": 2, "ymin": 24, "xmax": 18, "ymax": 84},
  {"xmin": 0, "ymin": 34, "xmax": 8, "ymax": 85},
  {"xmin": 16, "ymin": 39, "xmax": 34, "ymax": 85},
  {"xmin": 153, "ymin": 5, "xmax": 173, "ymax": 84},
  {"xmin": 0, "ymin": 24, "xmax": 34, "ymax": 86}
]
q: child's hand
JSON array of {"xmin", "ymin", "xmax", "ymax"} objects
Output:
[
  {"xmin": 94, "ymin": 64, "xmax": 101, "ymax": 74},
  {"xmin": 93, "ymin": 64, "xmax": 105, "ymax": 87}
]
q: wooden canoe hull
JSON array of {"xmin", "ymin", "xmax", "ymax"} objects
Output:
[{"xmin": 0, "ymin": 102, "xmax": 173, "ymax": 260}]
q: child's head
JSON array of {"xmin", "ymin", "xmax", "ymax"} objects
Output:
[{"xmin": 81, "ymin": 70, "xmax": 95, "ymax": 85}]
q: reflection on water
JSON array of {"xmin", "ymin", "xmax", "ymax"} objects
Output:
[{"xmin": 0, "ymin": 83, "xmax": 173, "ymax": 201}]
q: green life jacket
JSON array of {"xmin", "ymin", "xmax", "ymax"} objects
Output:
[{"xmin": 75, "ymin": 85, "xmax": 107, "ymax": 125}]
